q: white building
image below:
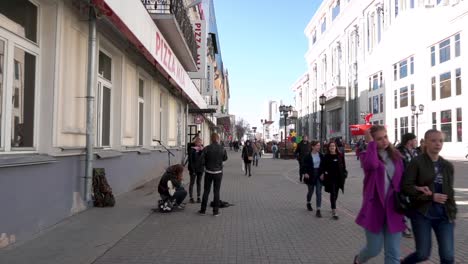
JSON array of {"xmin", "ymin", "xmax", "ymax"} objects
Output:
[{"xmin": 302, "ymin": 0, "xmax": 467, "ymax": 158}]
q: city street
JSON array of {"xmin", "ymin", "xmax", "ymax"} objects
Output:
[{"xmin": 1, "ymin": 150, "xmax": 467, "ymax": 264}]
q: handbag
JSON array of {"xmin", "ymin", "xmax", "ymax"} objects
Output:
[
  {"xmin": 385, "ymin": 171, "xmax": 411, "ymax": 215},
  {"xmin": 248, "ymin": 156, "xmax": 253, "ymax": 161}
]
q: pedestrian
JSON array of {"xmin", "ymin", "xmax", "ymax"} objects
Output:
[
  {"xmin": 353, "ymin": 125, "xmax": 406, "ymax": 264},
  {"xmin": 272, "ymin": 143, "xmax": 278, "ymax": 159},
  {"xmin": 302, "ymin": 140, "xmax": 324, "ymax": 217},
  {"xmin": 241, "ymin": 140, "xmax": 254, "ymax": 177},
  {"xmin": 253, "ymin": 140, "xmax": 260, "ymax": 167},
  {"xmin": 188, "ymin": 137, "xmax": 204, "ymax": 203},
  {"xmin": 295, "ymin": 135, "xmax": 311, "ymax": 183},
  {"xmin": 401, "ymin": 129, "xmax": 456, "ymax": 264},
  {"xmin": 397, "ymin": 132, "xmax": 419, "ymax": 238},
  {"xmin": 416, "ymin": 138, "xmax": 425, "ymax": 155},
  {"xmin": 321, "ymin": 141, "xmax": 347, "ymax": 220},
  {"xmin": 198, "ymin": 133, "xmax": 228, "ymax": 216},
  {"xmin": 157, "ymin": 164, "xmax": 187, "ymax": 210}
]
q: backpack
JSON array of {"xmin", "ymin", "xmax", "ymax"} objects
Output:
[
  {"xmin": 157, "ymin": 198, "xmax": 175, "ymax": 213},
  {"xmin": 92, "ymin": 168, "xmax": 116, "ymax": 207}
]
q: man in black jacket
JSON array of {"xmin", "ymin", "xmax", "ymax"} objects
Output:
[
  {"xmin": 294, "ymin": 135, "xmax": 311, "ymax": 182},
  {"xmin": 199, "ymin": 133, "xmax": 228, "ymax": 216}
]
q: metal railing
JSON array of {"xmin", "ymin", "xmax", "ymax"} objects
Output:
[{"xmin": 142, "ymin": 0, "xmax": 197, "ymax": 64}]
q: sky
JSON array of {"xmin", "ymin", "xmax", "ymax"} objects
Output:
[{"xmin": 213, "ymin": 0, "xmax": 322, "ymax": 129}]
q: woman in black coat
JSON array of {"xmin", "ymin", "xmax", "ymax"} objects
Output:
[
  {"xmin": 241, "ymin": 140, "xmax": 254, "ymax": 177},
  {"xmin": 302, "ymin": 140, "xmax": 324, "ymax": 217},
  {"xmin": 188, "ymin": 137, "xmax": 204, "ymax": 203},
  {"xmin": 321, "ymin": 141, "xmax": 347, "ymax": 220}
]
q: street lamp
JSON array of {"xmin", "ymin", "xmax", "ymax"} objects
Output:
[
  {"xmin": 411, "ymin": 104, "xmax": 424, "ymax": 140},
  {"xmin": 319, "ymin": 94, "xmax": 327, "ymax": 152},
  {"xmin": 261, "ymin": 118, "xmax": 267, "ymax": 143},
  {"xmin": 279, "ymin": 105, "xmax": 293, "ymax": 157}
]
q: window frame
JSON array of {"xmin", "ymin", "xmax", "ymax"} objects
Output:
[
  {"xmin": 0, "ymin": 19, "xmax": 41, "ymax": 152},
  {"xmin": 96, "ymin": 49, "xmax": 114, "ymax": 148},
  {"xmin": 439, "ymin": 38, "xmax": 451, "ymax": 64}
]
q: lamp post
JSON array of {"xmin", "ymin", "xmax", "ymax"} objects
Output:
[
  {"xmin": 260, "ymin": 118, "xmax": 267, "ymax": 143},
  {"xmin": 319, "ymin": 95, "xmax": 327, "ymax": 152},
  {"xmin": 279, "ymin": 105, "xmax": 293, "ymax": 158},
  {"xmin": 411, "ymin": 104, "xmax": 424, "ymax": 140}
]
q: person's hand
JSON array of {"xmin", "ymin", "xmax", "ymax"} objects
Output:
[
  {"xmin": 433, "ymin": 193, "xmax": 448, "ymax": 204},
  {"xmin": 415, "ymin": 186, "xmax": 432, "ymax": 196},
  {"xmin": 304, "ymin": 173, "xmax": 309, "ymax": 179},
  {"xmin": 320, "ymin": 174, "xmax": 324, "ymax": 181},
  {"xmin": 365, "ymin": 129, "xmax": 373, "ymax": 143}
]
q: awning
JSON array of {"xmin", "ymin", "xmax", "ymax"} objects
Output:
[{"xmin": 349, "ymin": 124, "xmax": 372, "ymax": 136}]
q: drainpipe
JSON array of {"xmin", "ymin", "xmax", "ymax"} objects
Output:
[{"xmin": 84, "ymin": 4, "xmax": 97, "ymax": 205}]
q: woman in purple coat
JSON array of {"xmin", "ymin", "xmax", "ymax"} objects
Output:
[{"xmin": 353, "ymin": 125, "xmax": 406, "ymax": 264}]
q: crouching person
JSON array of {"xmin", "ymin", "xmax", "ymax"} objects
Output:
[{"xmin": 158, "ymin": 164, "xmax": 187, "ymax": 211}]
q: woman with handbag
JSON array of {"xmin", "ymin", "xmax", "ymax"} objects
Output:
[
  {"xmin": 302, "ymin": 140, "xmax": 324, "ymax": 217},
  {"xmin": 241, "ymin": 140, "xmax": 254, "ymax": 177},
  {"xmin": 321, "ymin": 141, "xmax": 347, "ymax": 220},
  {"xmin": 353, "ymin": 125, "xmax": 406, "ymax": 264}
]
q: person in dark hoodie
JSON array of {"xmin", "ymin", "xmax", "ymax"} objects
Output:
[
  {"xmin": 157, "ymin": 164, "xmax": 187, "ymax": 209},
  {"xmin": 199, "ymin": 133, "xmax": 228, "ymax": 216},
  {"xmin": 295, "ymin": 135, "xmax": 311, "ymax": 183},
  {"xmin": 241, "ymin": 140, "xmax": 254, "ymax": 177},
  {"xmin": 188, "ymin": 137, "xmax": 204, "ymax": 203}
]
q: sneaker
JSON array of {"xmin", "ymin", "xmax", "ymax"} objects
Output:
[
  {"xmin": 198, "ymin": 210, "xmax": 206, "ymax": 215},
  {"xmin": 213, "ymin": 211, "xmax": 221, "ymax": 217},
  {"xmin": 307, "ymin": 203, "xmax": 313, "ymax": 211},
  {"xmin": 316, "ymin": 209, "xmax": 322, "ymax": 218},
  {"xmin": 189, "ymin": 198, "xmax": 195, "ymax": 203},
  {"xmin": 332, "ymin": 214, "xmax": 339, "ymax": 220},
  {"xmin": 197, "ymin": 197, "xmax": 201, "ymax": 203}
]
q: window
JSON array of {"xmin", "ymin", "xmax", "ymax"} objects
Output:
[
  {"xmin": 394, "ymin": 64, "xmax": 398, "ymax": 80},
  {"xmin": 332, "ymin": 1, "xmax": 340, "ymax": 21},
  {"xmin": 457, "ymin": 108, "xmax": 462, "ymax": 142},
  {"xmin": 14, "ymin": 60, "xmax": 20, "ymax": 80},
  {"xmin": 411, "ymin": 116, "xmax": 415, "ymax": 133},
  {"xmin": 0, "ymin": 0, "xmax": 38, "ymax": 42},
  {"xmin": 400, "ymin": 116, "xmax": 409, "ymax": 137},
  {"xmin": 11, "ymin": 47, "xmax": 36, "ymax": 148},
  {"xmin": 96, "ymin": 51, "xmax": 112, "ymax": 147},
  {"xmin": 372, "ymin": 74, "xmax": 379, "ymax": 90},
  {"xmin": 395, "ymin": 0, "xmax": 399, "ymax": 17},
  {"xmin": 399, "ymin": 60, "xmax": 408, "ymax": 79},
  {"xmin": 394, "ymin": 118, "xmax": 398, "ymax": 142},
  {"xmin": 431, "ymin": 46, "xmax": 436, "ymax": 67},
  {"xmin": 410, "ymin": 84, "xmax": 415, "ymax": 106},
  {"xmin": 138, "ymin": 78, "xmax": 145, "ymax": 146},
  {"xmin": 455, "ymin": 33, "xmax": 460, "ymax": 57},
  {"xmin": 441, "ymin": 110, "xmax": 452, "ymax": 142},
  {"xmin": 431, "ymin": 76, "xmax": 436, "ymax": 100},
  {"xmin": 312, "ymin": 31, "xmax": 317, "ymax": 44},
  {"xmin": 321, "ymin": 17, "xmax": 327, "ymax": 33},
  {"xmin": 410, "ymin": 0, "xmax": 415, "ymax": 8},
  {"xmin": 369, "ymin": 77, "xmax": 372, "ymax": 91},
  {"xmin": 329, "ymin": 109, "xmax": 341, "ymax": 133},
  {"xmin": 400, "ymin": 86, "xmax": 408, "ymax": 108},
  {"xmin": 394, "ymin": 90, "xmax": 398, "ymax": 109},
  {"xmin": 410, "ymin": 57, "xmax": 414, "ymax": 75},
  {"xmin": 373, "ymin": 95, "xmax": 379, "ymax": 114},
  {"xmin": 380, "ymin": 94, "xmax": 384, "ymax": 113},
  {"xmin": 432, "ymin": 112, "xmax": 437, "ymax": 130},
  {"xmin": 440, "ymin": 72, "xmax": 451, "ymax": 99},
  {"xmin": 439, "ymin": 39, "xmax": 450, "ymax": 64},
  {"xmin": 456, "ymin": 68, "xmax": 461, "ymax": 95},
  {"xmin": 369, "ymin": 97, "xmax": 372, "ymax": 113}
]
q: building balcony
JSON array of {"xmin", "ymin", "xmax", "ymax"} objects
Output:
[
  {"xmin": 142, "ymin": 0, "xmax": 198, "ymax": 72},
  {"xmin": 324, "ymin": 86, "xmax": 346, "ymax": 102}
]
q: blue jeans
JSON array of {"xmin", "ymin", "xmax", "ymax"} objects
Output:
[
  {"xmin": 306, "ymin": 177, "xmax": 322, "ymax": 209},
  {"xmin": 357, "ymin": 225, "xmax": 402, "ymax": 264},
  {"xmin": 401, "ymin": 212, "xmax": 454, "ymax": 264}
]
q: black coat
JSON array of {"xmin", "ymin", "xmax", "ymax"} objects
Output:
[
  {"xmin": 294, "ymin": 140, "xmax": 311, "ymax": 164},
  {"xmin": 241, "ymin": 145, "xmax": 254, "ymax": 163},
  {"xmin": 321, "ymin": 153, "xmax": 347, "ymax": 193},
  {"xmin": 302, "ymin": 152, "xmax": 324, "ymax": 184},
  {"xmin": 189, "ymin": 147, "xmax": 204, "ymax": 173}
]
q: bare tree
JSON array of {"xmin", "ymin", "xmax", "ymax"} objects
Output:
[{"xmin": 235, "ymin": 118, "xmax": 249, "ymax": 140}]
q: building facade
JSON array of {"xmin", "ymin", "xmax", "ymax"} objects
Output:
[
  {"xmin": 301, "ymin": 0, "xmax": 467, "ymax": 158},
  {"xmin": 0, "ymin": 0, "xmax": 229, "ymax": 247}
]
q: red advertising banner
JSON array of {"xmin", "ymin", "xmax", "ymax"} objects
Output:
[{"xmin": 349, "ymin": 124, "xmax": 372, "ymax": 136}]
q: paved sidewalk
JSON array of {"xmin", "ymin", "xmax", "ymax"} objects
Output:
[{"xmin": 1, "ymin": 150, "xmax": 465, "ymax": 263}]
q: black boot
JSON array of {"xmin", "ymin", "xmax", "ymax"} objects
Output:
[{"xmin": 307, "ymin": 203, "xmax": 312, "ymax": 211}]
